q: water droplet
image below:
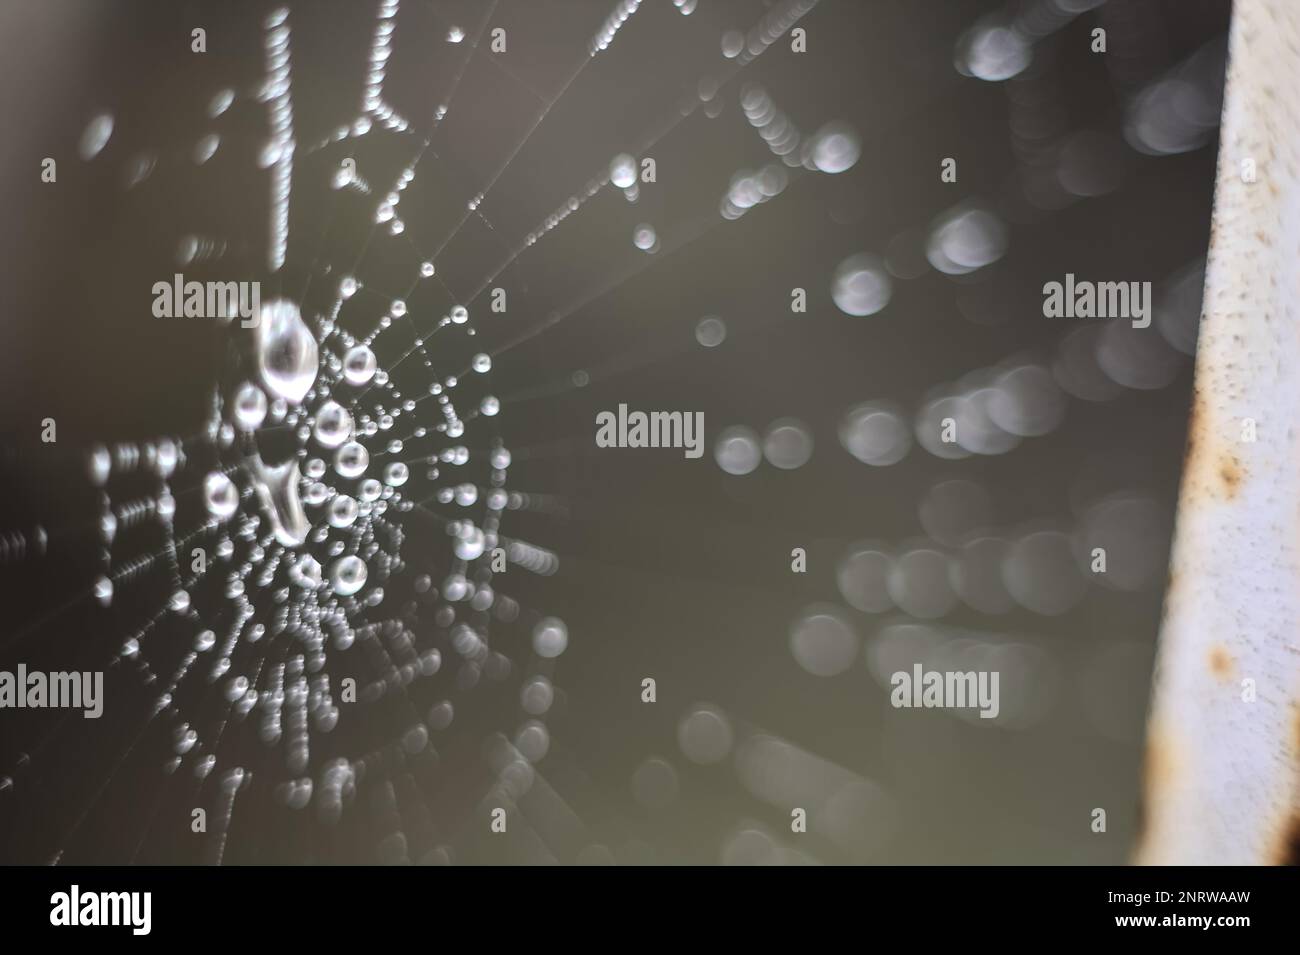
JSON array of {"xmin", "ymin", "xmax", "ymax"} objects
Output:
[
  {"xmin": 334, "ymin": 441, "xmax": 369, "ymax": 479},
  {"xmin": 832, "ymin": 253, "xmax": 892, "ymax": 316},
  {"xmin": 254, "ymin": 298, "xmax": 318, "ymax": 404},
  {"xmin": 807, "ymin": 121, "xmax": 861, "ymax": 174},
  {"xmin": 234, "ymin": 381, "xmax": 268, "ymax": 430},
  {"xmin": 789, "ymin": 604, "xmax": 860, "ymax": 676},
  {"xmin": 342, "ymin": 344, "xmax": 377, "ymax": 385},
  {"xmin": 204, "ymin": 472, "xmax": 239, "ymax": 519},
  {"xmin": 762, "ymin": 417, "xmax": 814, "ymax": 469},
  {"xmin": 291, "ymin": 555, "xmax": 322, "ymax": 589},
  {"xmin": 695, "ymin": 316, "xmax": 726, "ymax": 347},
  {"xmin": 79, "ymin": 113, "xmax": 114, "ymax": 160},
  {"xmin": 328, "ymin": 495, "xmax": 358, "ymax": 528},
  {"xmin": 383, "ymin": 462, "xmax": 409, "ymax": 487},
  {"xmin": 610, "ymin": 153, "xmax": 637, "ymax": 188},
  {"xmin": 714, "ymin": 425, "xmax": 762, "ymax": 475},
  {"xmin": 532, "ymin": 617, "xmax": 568, "ymax": 658},
  {"xmin": 454, "ymin": 525, "xmax": 485, "ymax": 560},
  {"xmin": 251, "ymin": 456, "xmax": 310, "ymax": 548},
  {"xmin": 677, "ymin": 705, "xmax": 733, "ymax": 764},
  {"xmin": 633, "ymin": 223, "xmax": 657, "ymax": 251},
  {"xmin": 313, "ymin": 400, "xmax": 353, "ymax": 448},
  {"xmin": 329, "ymin": 555, "xmax": 368, "ymax": 596}
]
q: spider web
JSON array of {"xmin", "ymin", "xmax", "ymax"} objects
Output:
[{"xmin": 0, "ymin": 0, "xmax": 1229, "ymax": 865}]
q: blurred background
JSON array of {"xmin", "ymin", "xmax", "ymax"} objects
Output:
[{"xmin": 0, "ymin": 0, "xmax": 1230, "ymax": 864}]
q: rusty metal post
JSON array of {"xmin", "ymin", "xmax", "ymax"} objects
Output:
[{"xmin": 1137, "ymin": 0, "xmax": 1300, "ymax": 865}]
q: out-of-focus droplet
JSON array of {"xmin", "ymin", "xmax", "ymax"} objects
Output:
[
  {"xmin": 839, "ymin": 402, "xmax": 911, "ymax": 465},
  {"xmin": 837, "ymin": 542, "xmax": 894, "ymax": 612},
  {"xmin": 926, "ymin": 206, "xmax": 1008, "ymax": 275},
  {"xmin": 806, "ymin": 120, "xmax": 861, "ymax": 174},
  {"xmin": 633, "ymin": 223, "xmax": 657, "ymax": 251},
  {"xmin": 714, "ymin": 425, "xmax": 762, "ymax": 475},
  {"xmin": 695, "ymin": 315, "xmax": 726, "ymax": 347},
  {"xmin": 832, "ymin": 253, "xmax": 892, "ymax": 316},
  {"xmin": 763, "ymin": 417, "xmax": 814, "ymax": 469},
  {"xmin": 532, "ymin": 617, "xmax": 568, "ymax": 658},
  {"xmin": 790, "ymin": 604, "xmax": 860, "ymax": 676},
  {"xmin": 677, "ymin": 704, "xmax": 733, "ymax": 764},
  {"xmin": 204, "ymin": 471, "xmax": 239, "ymax": 519},
  {"xmin": 955, "ymin": 19, "xmax": 1030, "ymax": 81},
  {"xmin": 234, "ymin": 381, "xmax": 268, "ymax": 430},
  {"xmin": 888, "ymin": 544, "xmax": 957, "ymax": 618},
  {"xmin": 79, "ymin": 113, "xmax": 114, "ymax": 160},
  {"xmin": 610, "ymin": 153, "xmax": 637, "ymax": 188},
  {"xmin": 988, "ymin": 364, "xmax": 1065, "ymax": 437}
]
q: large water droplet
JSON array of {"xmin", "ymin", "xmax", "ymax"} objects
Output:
[
  {"xmin": 383, "ymin": 462, "xmax": 409, "ymax": 487},
  {"xmin": 328, "ymin": 495, "xmax": 358, "ymax": 528},
  {"xmin": 343, "ymin": 344, "xmax": 376, "ymax": 385},
  {"xmin": 250, "ymin": 455, "xmax": 310, "ymax": 547},
  {"xmin": 313, "ymin": 400, "xmax": 353, "ymax": 448},
  {"xmin": 334, "ymin": 441, "xmax": 369, "ymax": 479},
  {"xmin": 330, "ymin": 556, "xmax": 368, "ymax": 596},
  {"xmin": 254, "ymin": 298, "xmax": 318, "ymax": 404}
]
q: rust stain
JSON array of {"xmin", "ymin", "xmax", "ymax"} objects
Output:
[
  {"xmin": 1137, "ymin": 725, "xmax": 1179, "ymax": 849},
  {"xmin": 1273, "ymin": 815, "xmax": 1300, "ymax": 865},
  {"xmin": 1207, "ymin": 643, "xmax": 1235, "ymax": 680},
  {"xmin": 1181, "ymin": 387, "xmax": 1247, "ymax": 502},
  {"xmin": 1218, "ymin": 454, "xmax": 1243, "ymax": 498},
  {"xmin": 1271, "ymin": 707, "xmax": 1300, "ymax": 865},
  {"xmin": 1184, "ymin": 388, "xmax": 1203, "ymax": 465}
]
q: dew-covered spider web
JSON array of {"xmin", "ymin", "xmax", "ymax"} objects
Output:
[{"xmin": 0, "ymin": 0, "xmax": 1231, "ymax": 864}]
